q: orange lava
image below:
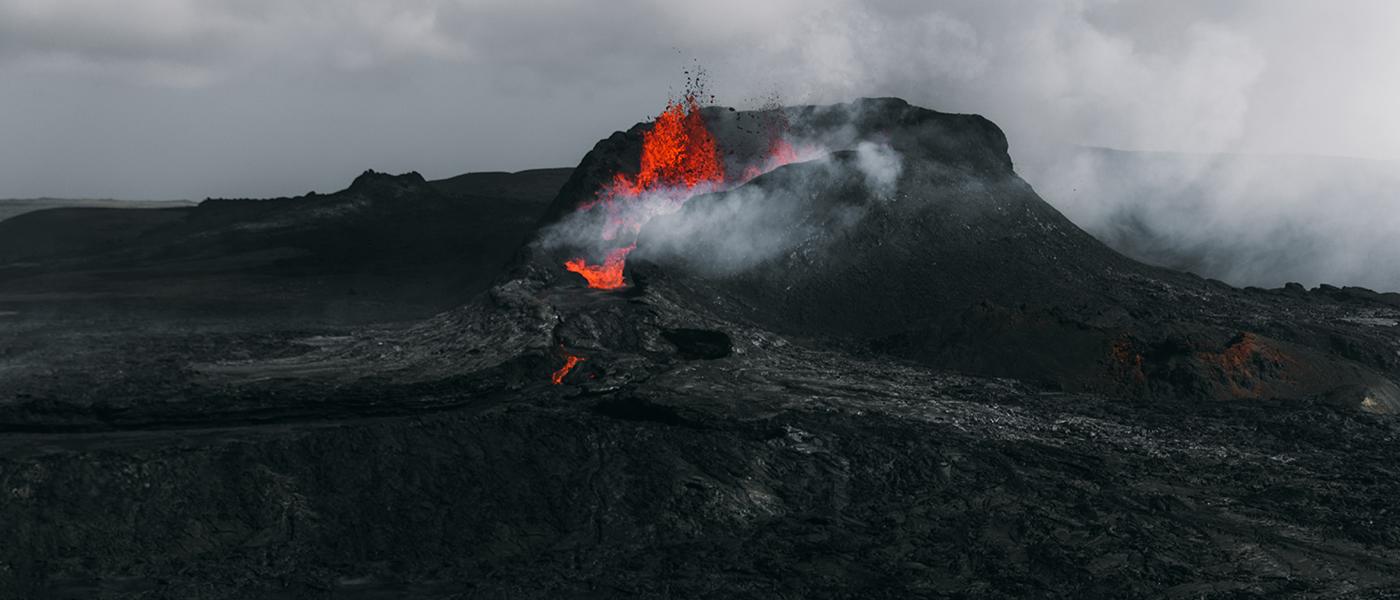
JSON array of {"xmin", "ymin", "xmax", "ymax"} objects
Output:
[
  {"xmin": 562, "ymin": 94, "xmax": 807, "ymax": 289},
  {"xmin": 551, "ymin": 352, "xmax": 585, "ymax": 385},
  {"xmin": 562, "ymin": 94, "xmax": 726, "ymax": 289},
  {"xmin": 564, "ymin": 244, "xmax": 635, "ymax": 290},
  {"xmin": 612, "ymin": 95, "xmax": 726, "ymax": 194}
]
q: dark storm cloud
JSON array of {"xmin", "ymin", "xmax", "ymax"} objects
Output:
[{"xmin": 3, "ymin": 0, "xmax": 1400, "ymax": 289}]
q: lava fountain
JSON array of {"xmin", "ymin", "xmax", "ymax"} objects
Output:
[{"xmin": 561, "ymin": 93, "xmax": 807, "ymax": 289}]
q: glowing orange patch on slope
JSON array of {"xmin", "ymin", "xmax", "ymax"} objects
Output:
[
  {"xmin": 551, "ymin": 351, "xmax": 585, "ymax": 385},
  {"xmin": 564, "ymin": 244, "xmax": 635, "ymax": 290}
]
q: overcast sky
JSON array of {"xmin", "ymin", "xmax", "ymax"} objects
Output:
[{"xmin": 3, "ymin": 0, "xmax": 1400, "ymax": 200}]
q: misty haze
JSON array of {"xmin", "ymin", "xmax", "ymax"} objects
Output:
[{"xmin": 3, "ymin": 2, "xmax": 1400, "ymax": 599}]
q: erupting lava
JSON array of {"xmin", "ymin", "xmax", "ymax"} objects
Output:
[
  {"xmin": 562, "ymin": 93, "xmax": 805, "ymax": 289},
  {"xmin": 564, "ymin": 244, "xmax": 635, "ymax": 289},
  {"xmin": 607, "ymin": 95, "xmax": 725, "ymax": 195},
  {"xmin": 551, "ymin": 351, "xmax": 585, "ymax": 385}
]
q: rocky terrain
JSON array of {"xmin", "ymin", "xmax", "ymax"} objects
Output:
[
  {"xmin": 0, "ymin": 168, "xmax": 572, "ymax": 325},
  {"xmin": 1, "ymin": 99, "xmax": 1398, "ymax": 599}
]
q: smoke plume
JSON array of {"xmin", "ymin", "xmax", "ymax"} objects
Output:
[
  {"xmin": 633, "ymin": 141, "xmax": 902, "ymax": 276},
  {"xmin": 537, "ymin": 103, "xmax": 904, "ymax": 280}
]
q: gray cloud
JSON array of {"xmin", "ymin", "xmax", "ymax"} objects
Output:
[{"xmin": 1033, "ymin": 148, "xmax": 1400, "ymax": 291}]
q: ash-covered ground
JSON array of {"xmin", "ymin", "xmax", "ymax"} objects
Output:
[{"xmin": 2, "ymin": 99, "xmax": 1399, "ymax": 599}]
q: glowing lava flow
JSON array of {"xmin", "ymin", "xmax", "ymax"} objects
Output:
[
  {"xmin": 562, "ymin": 94, "xmax": 725, "ymax": 290},
  {"xmin": 564, "ymin": 244, "xmax": 635, "ymax": 289},
  {"xmin": 551, "ymin": 351, "xmax": 585, "ymax": 385}
]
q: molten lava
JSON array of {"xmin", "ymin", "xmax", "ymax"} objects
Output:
[
  {"xmin": 610, "ymin": 94, "xmax": 725, "ymax": 194},
  {"xmin": 564, "ymin": 244, "xmax": 635, "ymax": 290},
  {"xmin": 551, "ymin": 351, "xmax": 585, "ymax": 385},
  {"xmin": 562, "ymin": 93, "xmax": 808, "ymax": 289},
  {"xmin": 563, "ymin": 95, "xmax": 725, "ymax": 289}
]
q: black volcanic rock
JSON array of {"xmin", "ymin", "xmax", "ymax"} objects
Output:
[
  {"xmin": 348, "ymin": 168, "xmax": 428, "ymax": 189},
  {"xmin": 0, "ymin": 168, "xmax": 572, "ymax": 324},
  {"xmin": 430, "ymin": 167, "xmax": 575, "ymax": 201},
  {"xmin": 0, "ymin": 205, "xmax": 191, "ymax": 262}
]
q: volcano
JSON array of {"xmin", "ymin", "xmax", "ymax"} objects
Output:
[
  {"xmin": 536, "ymin": 98, "xmax": 1399, "ymax": 406},
  {"xmin": 2, "ymin": 99, "xmax": 1400, "ymax": 598}
]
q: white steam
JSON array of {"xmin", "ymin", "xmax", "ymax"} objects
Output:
[
  {"xmin": 540, "ymin": 129, "xmax": 903, "ymax": 278},
  {"xmin": 635, "ymin": 145, "xmax": 900, "ymax": 276},
  {"xmin": 1030, "ymin": 148, "xmax": 1400, "ymax": 291},
  {"xmin": 854, "ymin": 141, "xmax": 903, "ymax": 198}
]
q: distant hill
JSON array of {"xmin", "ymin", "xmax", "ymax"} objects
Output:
[
  {"xmin": 429, "ymin": 168, "xmax": 574, "ymax": 201},
  {"xmin": 0, "ymin": 168, "xmax": 573, "ymax": 323},
  {"xmin": 0, "ymin": 198, "xmax": 195, "ymax": 224}
]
